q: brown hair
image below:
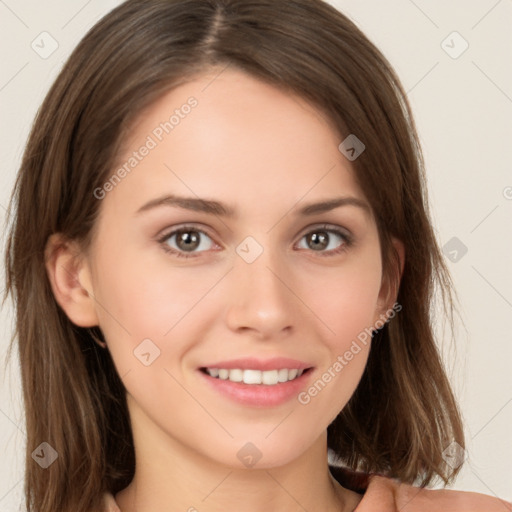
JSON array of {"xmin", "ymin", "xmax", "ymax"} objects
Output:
[{"xmin": 3, "ymin": 1, "xmax": 464, "ymax": 511}]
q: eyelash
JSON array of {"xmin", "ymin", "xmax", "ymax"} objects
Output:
[{"xmin": 157, "ymin": 224, "xmax": 353, "ymax": 259}]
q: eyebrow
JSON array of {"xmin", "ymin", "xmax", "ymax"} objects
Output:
[
  {"xmin": 297, "ymin": 196, "xmax": 370, "ymax": 215},
  {"xmin": 135, "ymin": 194, "xmax": 370, "ymax": 217},
  {"xmin": 135, "ymin": 194, "xmax": 235, "ymax": 217}
]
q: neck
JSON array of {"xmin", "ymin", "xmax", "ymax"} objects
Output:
[{"xmin": 114, "ymin": 396, "xmax": 361, "ymax": 512}]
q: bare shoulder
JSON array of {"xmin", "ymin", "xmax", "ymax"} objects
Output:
[{"xmin": 356, "ymin": 475, "xmax": 512, "ymax": 511}]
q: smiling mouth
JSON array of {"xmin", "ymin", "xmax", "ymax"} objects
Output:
[{"xmin": 200, "ymin": 367, "xmax": 311, "ymax": 385}]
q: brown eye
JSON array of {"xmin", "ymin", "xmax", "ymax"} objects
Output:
[
  {"xmin": 296, "ymin": 226, "xmax": 351, "ymax": 255},
  {"xmin": 306, "ymin": 231, "xmax": 329, "ymax": 251},
  {"xmin": 162, "ymin": 228, "xmax": 215, "ymax": 255},
  {"xmin": 175, "ymin": 230, "xmax": 200, "ymax": 251}
]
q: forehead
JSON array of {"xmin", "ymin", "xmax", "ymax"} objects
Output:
[{"xmin": 106, "ymin": 68, "xmax": 369, "ymax": 218}]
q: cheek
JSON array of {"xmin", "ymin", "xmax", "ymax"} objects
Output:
[
  {"xmin": 301, "ymin": 255, "xmax": 382, "ymax": 350},
  {"xmin": 296, "ymin": 266, "xmax": 378, "ymax": 426},
  {"xmin": 91, "ymin": 244, "xmax": 226, "ymax": 352},
  {"xmin": 293, "ymin": 250, "xmax": 381, "ymax": 417}
]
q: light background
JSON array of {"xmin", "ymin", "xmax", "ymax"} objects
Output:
[{"xmin": 0, "ymin": 0, "xmax": 511, "ymax": 509}]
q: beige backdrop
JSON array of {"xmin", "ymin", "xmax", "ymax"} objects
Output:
[{"xmin": 1, "ymin": 1, "xmax": 511, "ymax": 509}]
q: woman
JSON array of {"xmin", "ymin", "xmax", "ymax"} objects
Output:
[{"xmin": 4, "ymin": 1, "xmax": 510, "ymax": 511}]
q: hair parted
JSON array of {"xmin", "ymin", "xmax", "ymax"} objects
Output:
[{"xmin": 3, "ymin": 1, "xmax": 464, "ymax": 511}]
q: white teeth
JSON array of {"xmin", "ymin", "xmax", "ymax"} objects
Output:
[
  {"xmin": 228, "ymin": 369, "xmax": 243, "ymax": 382},
  {"xmin": 243, "ymin": 369, "xmax": 262, "ymax": 384},
  {"xmin": 262, "ymin": 370, "xmax": 279, "ymax": 385},
  {"xmin": 277, "ymin": 369, "xmax": 289, "ymax": 382},
  {"xmin": 205, "ymin": 368, "xmax": 305, "ymax": 385}
]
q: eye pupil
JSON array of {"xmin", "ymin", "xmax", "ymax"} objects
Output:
[
  {"xmin": 177, "ymin": 231, "xmax": 200, "ymax": 251},
  {"xmin": 308, "ymin": 231, "xmax": 329, "ymax": 250}
]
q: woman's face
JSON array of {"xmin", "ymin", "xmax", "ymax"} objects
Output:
[{"xmin": 82, "ymin": 68, "xmax": 396, "ymax": 468}]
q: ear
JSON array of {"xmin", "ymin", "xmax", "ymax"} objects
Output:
[
  {"xmin": 44, "ymin": 233, "xmax": 100, "ymax": 330},
  {"xmin": 374, "ymin": 237, "xmax": 405, "ymax": 322}
]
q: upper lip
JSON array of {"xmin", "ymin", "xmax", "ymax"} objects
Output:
[{"xmin": 200, "ymin": 357, "xmax": 313, "ymax": 371}]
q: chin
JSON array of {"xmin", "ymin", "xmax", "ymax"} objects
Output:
[{"xmin": 204, "ymin": 432, "xmax": 320, "ymax": 471}]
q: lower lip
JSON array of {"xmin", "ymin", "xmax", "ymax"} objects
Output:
[{"xmin": 199, "ymin": 370, "xmax": 312, "ymax": 407}]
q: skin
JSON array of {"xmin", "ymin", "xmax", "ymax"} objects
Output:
[{"xmin": 46, "ymin": 67, "xmax": 404, "ymax": 512}]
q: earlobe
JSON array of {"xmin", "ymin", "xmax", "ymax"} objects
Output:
[{"xmin": 44, "ymin": 233, "xmax": 99, "ymax": 328}]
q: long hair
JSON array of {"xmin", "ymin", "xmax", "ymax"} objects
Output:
[{"xmin": 3, "ymin": 1, "xmax": 464, "ymax": 511}]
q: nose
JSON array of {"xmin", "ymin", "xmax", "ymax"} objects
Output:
[{"xmin": 224, "ymin": 246, "xmax": 297, "ymax": 340}]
